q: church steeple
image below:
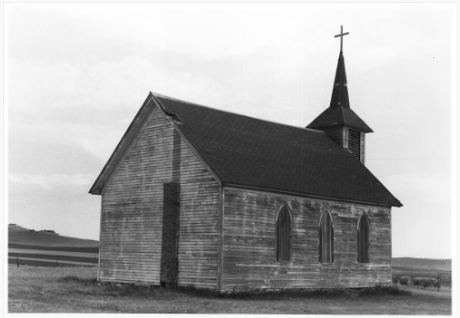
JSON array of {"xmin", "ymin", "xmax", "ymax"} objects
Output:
[
  {"xmin": 307, "ymin": 26, "xmax": 373, "ymax": 165},
  {"xmin": 329, "ymin": 51, "xmax": 350, "ymax": 109}
]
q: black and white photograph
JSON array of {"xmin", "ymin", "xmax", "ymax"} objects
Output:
[{"xmin": 4, "ymin": 2, "xmax": 455, "ymax": 315}]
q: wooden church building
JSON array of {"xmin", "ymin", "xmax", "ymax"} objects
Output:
[{"xmin": 89, "ymin": 30, "xmax": 402, "ymax": 291}]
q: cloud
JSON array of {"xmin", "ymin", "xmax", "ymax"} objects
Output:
[
  {"xmin": 8, "ymin": 55, "xmax": 227, "ymax": 162},
  {"xmin": 8, "ymin": 59, "xmax": 81, "ymax": 113},
  {"xmin": 8, "ymin": 54, "xmax": 226, "ymax": 114},
  {"xmin": 9, "ymin": 174, "xmax": 95, "ymax": 188}
]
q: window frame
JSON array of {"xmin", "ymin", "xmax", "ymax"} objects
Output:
[
  {"xmin": 318, "ymin": 210, "xmax": 334, "ymax": 264},
  {"xmin": 275, "ymin": 203, "xmax": 293, "ymax": 262},
  {"xmin": 357, "ymin": 213, "xmax": 371, "ymax": 263}
]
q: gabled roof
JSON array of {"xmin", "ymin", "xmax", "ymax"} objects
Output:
[
  {"xmin": 150, "ymin": 93, "xmax": 401, "ymax": 207},
  {"xmin": 89, "ymin": 92, "xmax": 401, "ymax": 207},
  {"xmin": 306, "ymin": 51, "xmax": 373, "ymax": 133}
]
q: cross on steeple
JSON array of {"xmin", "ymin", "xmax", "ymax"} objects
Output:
[{"xmin": 334, "ymin": 25, "xmax": 349, "ymax": 51}]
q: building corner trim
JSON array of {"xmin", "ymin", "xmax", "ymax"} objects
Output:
[{"xmin": 217, "ymin": 186, "xmax": 224, "ymax": 290}]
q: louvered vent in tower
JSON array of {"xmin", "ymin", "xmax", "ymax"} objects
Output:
[{"xmin": 348, "ymin": 129, "xmax": 361, "ymax": 161}]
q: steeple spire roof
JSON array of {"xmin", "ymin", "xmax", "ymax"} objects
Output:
[
  {"xmin": 307, "ymin": 27, "xmax": 373, "ymax": 133},
  {"xmin": 329, "ymin": 50, "xmax": 350, "ymax": 109}
]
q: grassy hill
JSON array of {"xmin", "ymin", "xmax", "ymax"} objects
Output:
[
  {"xmin": 8, "ymin": 225, "xmax": 99, "ymax": 267},
  {"xmin": 392, "ymin": 257, "xmax": 451, "ymax": 272},
  {"xmin": 8, "ymin": 224, "xmax": 99, "ymax": 248}
]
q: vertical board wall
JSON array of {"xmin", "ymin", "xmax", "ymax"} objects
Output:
[{"xmin": 99, "ymin": 107, "xmax": 220, "ymax": 288}]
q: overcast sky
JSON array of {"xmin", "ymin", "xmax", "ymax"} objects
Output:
[{"xmin": 5, "ymin": 3, "xmax": 455, "ymax": 259}]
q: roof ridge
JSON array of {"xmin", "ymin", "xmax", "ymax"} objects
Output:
[{"xmin": 150, "ymin": 91, "xmax": 326, "ymax": 135}]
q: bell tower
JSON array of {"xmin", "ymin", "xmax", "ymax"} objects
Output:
[{"xmin": 307, "ymin": 26, "xmax": 372, "ymax": 164}]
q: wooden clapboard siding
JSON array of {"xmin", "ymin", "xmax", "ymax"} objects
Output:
[
  {"xmin": 176, "ymin": 134, "xmax": 219, "ymax": 289},
  {"xmin": 100, "ymin": 106, "xmax": 219, "ymax": 287},
  {"xmin": 222, "ymin": 187, "xmax": 391, "ymax": 290}
]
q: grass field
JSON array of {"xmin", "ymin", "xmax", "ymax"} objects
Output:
[{"xmin": 8, "ymin": 265, "xmax": 451, "ymax": 314}]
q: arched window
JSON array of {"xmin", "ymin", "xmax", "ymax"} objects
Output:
[
  {"xmin": 357, "ymin": 213, "xmax": 370, "ymax": 263},
  {"xmin": 276, "ymin": 204, "xmax": 292, "ymax": 262},
  {"xmin": 319, "ymin": 211, "xmax": 334, "ymax": 263}
]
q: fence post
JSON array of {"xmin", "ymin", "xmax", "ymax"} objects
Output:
[{"xmin": 17, "ymin": 257, "xmax": 19, "ymax": 268}]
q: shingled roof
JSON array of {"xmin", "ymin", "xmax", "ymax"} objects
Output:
[
  {"xmin": 307, "ymin": 106, "xmax": 373, "ymax": 132},
  {"xmin": 307, "ymin": 51, "xmax": 373, "ymax": 133},
  {"xmin": 152, "ymin": 93, "xmax": 401, "ymax": 207}
]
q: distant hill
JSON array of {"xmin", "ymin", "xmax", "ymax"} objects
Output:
[
  {"xmin": 8, "ymin": 224, "xmax": 99, "ymax": 267},
  {"xmin": 8, "ymin": 224, "xmax": 99, "ymax": 248},
  {"xmin": 392, "ymin": 257, "xmax": 451, "ymax": 272}
]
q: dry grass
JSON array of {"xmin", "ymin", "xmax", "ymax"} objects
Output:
[{"xmin": 8, "ymin": 265, "xmax": 451, "ymax": 314}]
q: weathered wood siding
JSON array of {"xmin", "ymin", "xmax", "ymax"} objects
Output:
[
  {"xmin": 222, "ymin": 187, "xmax": 391, "ymax": 290},
  {"xmin": 99, "ymin": 107, "xmax": 220, "ymax": 288}
]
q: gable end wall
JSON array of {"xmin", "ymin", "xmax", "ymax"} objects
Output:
[{"xmin": 99, "ymin": 107, "xmax": 220, "ymax": 288}]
